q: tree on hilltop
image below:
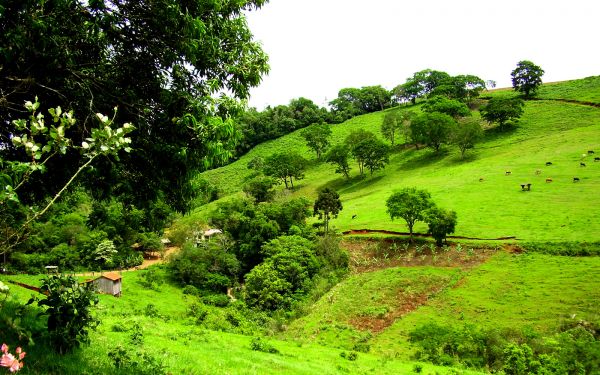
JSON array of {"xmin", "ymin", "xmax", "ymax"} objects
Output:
[{"xmin": 511, "ymin": 60, "xmax": 545, "ymax": 98}]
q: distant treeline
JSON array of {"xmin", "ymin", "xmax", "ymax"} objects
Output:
[{"xmin": 234, "ymin": 69, "xmax": 492, "ymax": 156}]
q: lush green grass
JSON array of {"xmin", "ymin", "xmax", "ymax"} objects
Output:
[
  {"xmin": 0, "ymin": 269, "xmax": 484, "ymax": 374},
  {"xmin": 536, "ymin": 76, "xmax": 600, "ymax": 104},
  {"xmin": 283, "ymin": 251, "xmax": 600, "ymax": 360},
  {"xmin": 199, "ymin": 78, "xmax": 600, "ymax": 242}
]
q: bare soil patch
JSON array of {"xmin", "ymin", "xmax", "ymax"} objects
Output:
[{"xmin": 342, "ymin": 238, "xmax": 500, "ymax": 274}]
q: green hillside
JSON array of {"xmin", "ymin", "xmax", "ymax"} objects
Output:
[{"xmin": 201, "ymin": 76, "xmax": 600, "ymax": 242}]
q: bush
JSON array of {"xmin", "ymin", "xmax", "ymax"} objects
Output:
[
  {"xmin": 35, "ymin": 274, "xmax": 99, "ymax": 354},
  {"xmin": 250, "ymin": 337, "xmax": 279, "ymax": 354},
  {"xmin": 169, "ymin": 241, "xmax": 240, "ymax": 293},
  {"xmin": 201, "ymin": 294, "xmax": 230, "ymax": 307}
]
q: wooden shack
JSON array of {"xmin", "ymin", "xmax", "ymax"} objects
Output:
[{"xmin": 91, "ymin": 272, "xmax": 122, "ymax": 297}]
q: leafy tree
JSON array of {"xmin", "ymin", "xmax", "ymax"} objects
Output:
[
  {"xmin": 301, "ymin": 124, "xmax": 332, "ymax": 159},
  {"xmin": 511, "ymin": 60, "xmax": 545, "ymax": 98},
  {"xmin": 422, "ymin": 96, "xmax": 471, "ymax": 119},
  {"xmin": 452, "ymin": 118, "xmax": 484, "ymax": 159},
  {"xmin": 479, "ymin": 97, "xmax": 525, "ymax": 129},
  {"xmin": 210, "ymin": 197, "xmax": 311, "ymax": 272},
  {"xmin": 324, "ymin": 144, "xmax": 352, "ymax": 180},
  {"xmin": 360, "ymin": 140, "xmax": 390, "ymax": 176},
  {"xmin": 168, "ymin": 240, "xmax": 240, "ymax": 293},
  {"xmin": 263, "ymin": 152, "xmax": 307, "ymax": 189},
  {"xmin": 245, "ymin": 235, "xmax": 319, "ymax": 311},
  {"xmin": 329, "ymin": 86, "xmax": 392, "ymax": 122},
  {"xmin": 344, "ymin": 130, "xmax": 378, "ymax": 176},
  {"xmin": 386, "ymin": 188, "xmax": 434, "ymax": 240},
  {"xmin": 313, "ymin": 188, "xmax": 343, "ymax": 233},
  {"xmin": 429, "ymin": 74, "xmax": 486, "ymax": 104},
  {"xmin": 381, "ymin": 111, "xmax": 403, "ymax": 146},
  {"xmin": 410, "ymin": 112, "xmax": 456, "ymax": 152},
  {"xmin": 247, "ymin": 156, "xmax": 265, "ymax": 172},
  {"xmin": 425, "ymin": 207, "xmax": 457, "ymax": 246},
  {"xmin": 1, "ymin": 100, "xmax": 133, "ymax": 260},
  {"xmin": 244, "ymin": 262, "xmax": 291, "ymax": 311},
  {"xmin": 0, "ymin": 0, "xmax": 269, "ymax": 214},
  {"xmin": 35, "ymin": 274, "xmax": 99, "ymax": 354},
  {"xmin": 243, "ymin": 175, "xmax": 277, "ymax": 203}
]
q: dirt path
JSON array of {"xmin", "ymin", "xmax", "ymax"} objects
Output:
[{"xmin": 74, "ymin": 246, "xmax": 179, "ymax": 277}]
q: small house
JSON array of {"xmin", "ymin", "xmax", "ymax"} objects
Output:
[{"xmin": 90, "ymin": 272, "xmax": 122, "ymax": 297}]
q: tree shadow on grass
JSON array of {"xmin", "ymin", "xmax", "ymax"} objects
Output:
[
  {"xmin": 481, "ymin": 123, "xmax": 519, "ymax": 144},
  {"xmin": 396, "ymin": 148, "xmax": 449, "ymax": 171},
  {"xmin": 318, "ymin": 174, "xmax": 385, "ymax": 195}
]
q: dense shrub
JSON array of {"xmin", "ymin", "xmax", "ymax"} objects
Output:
[
  {"xmin": 409, "ymin": 322, "xmax": 600, "ymax": 373},
  {"xmin": 245, "ymin": 235, "xmax": 319, "ymax": 311},
  {"xmin": 35, "ymin": 275, "xmax": 99, "ymax": 354},
  {"xmin": 169, "ymin": 241, "xmax": 240, "ymax": 293}
]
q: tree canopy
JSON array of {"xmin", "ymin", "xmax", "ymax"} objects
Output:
[
  {"xmin": 0, "ymin": 0, "xmax": 270, "ymax": 213},
  {"xmin": 480, "ymin": 97, "xmax": 525, "ymax": 129},
  {"xmin": 301, "ymin": 124, "xmax": 332, "ymax": 159},
  {"xmin": 511, "ymin": 60, "xmax": 545, "ymax": 98},
  {"xmin": 386, "ymin": 188, "xmax": 434, "ymax": 240},
  {"xmin": 313, "ymin": 188, "xmax": 343, "ymax": 233}
]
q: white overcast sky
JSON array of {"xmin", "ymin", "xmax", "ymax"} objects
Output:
[{"xmin": 244, "ymin": 0, "xmax": 600, "ymax": 109}]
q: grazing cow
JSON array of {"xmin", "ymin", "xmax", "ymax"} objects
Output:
[
  {"xmin": 595, "ymin": 157, "xmax": 600, "ymax": 162},
  {"xmin": 546, "ymin": 162, "xmax": 553, "ymax": 166},
  {"xmin": 546, "ymin": 178, "xmax": 553, "ymax": 183},
  {"xmin": 535, "ymin": 169, "xmax": 541, "ymax": 175},
  {"xmin": 580, "ymin": 162, "xmax": 586, "ymax": 167},
  {"xmin": 479, "ymin": 177, "xmax": 484, "ymax": 182},
  {"xmin": 588, "ymin": 150, "xmax": 595, "ymax": 154},
  {"xmin": 505, "ymin": 171, "xmax": 511, "ymax": 175},
  {"xmin": 352, "ymin": 214, "xmax": 357, "ymax": 219},
  {"xmin": 573, "ymin": 177, "xmax": 580, "ymax": 182}
]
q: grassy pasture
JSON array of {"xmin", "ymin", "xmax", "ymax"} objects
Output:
[
  {"xmin": 198, "ymin": 78, "xmax": 600, "ymax": 242},
  {"xmin": 283, "ymin": 250, "xmax": 600, "ymax": 360},
  {"xmin": 1, "ymin": 269, "xmax": 484, "ymax": 374}
]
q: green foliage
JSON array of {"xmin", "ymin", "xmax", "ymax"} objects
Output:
[
  {"xmin": 422, "ymin": 96, "xmax": 471, "ymax": 119},
  {"xmin": 210, "ymin": 197, "xmax": 311, "ymax": 272},
  {"xmin": 451, "ymin": 117, "xmax": 484, "ymax": 158},
  {"xmin": 381, "ymin": 110, "xmax": 406, "ymax": 146},
  {"xmin": 263, "ymin": 151, "xmax": 307, "ymax": 189},
  {"xmin": 93, "ymin": 239, "xmax": 117, "ymax": 268},
  {"xmin": 511, "ymin": 60, "xmax": 545, "ymax": 98},
  {"xmin": 35, "ymin": 274, "xmax": 99, "ymax": 354},
  {"xmin": 329, "ymin": 86, "xmax": 392, "ymax": 122},
  {"xmin": 245, "ymin": 235, "xmax": 319, "ymax": 311},
  {"xmin": 243, "ymin": 175, "xmax": 277, "ymax": 203},
  {"xmin": 409, "ymin": 112, "xmax": 456, "ymax": 152},
  {"xmin": 324, "ymin": 144, "xmax": 352, "ymax": 180},
  {"xmin": 235, "ymin": 98, "xmax": 328, "ymax": 155},
  {"xmin": 301, "ymin": 124, "xmax": 332, "ymax": 159},
  {"xmin": 109, "ymin": 345, "xmax": 167, "ymax": 375},
  {"xmin": 169, "ymin": 241, "xmax": 240, "ymax": 293},
  {"xmin": 480, "ymin": 97, "xmax": 525, "ymax": 128},
  {"xmin": 250, "ymin": 337, "xmax": 280, "ymax": 354},
  {"xmin": 386, "ymin": 188, "xmax": 434, "ymax": 238},
  {"xmin": 344, "ymin": 129, "xmax": 379, "ymax": 176},
  {"xmin": 361, "ymin": 139, "xmax": 391, "ymax": 176},
  {"xmin": 313, "ymin": 188, "xmax": 343, "ymax": 232},
  {"xmin": 425, "ymin": 207, "xmax": 458, "ymax": 246},
  {"xmin": 0, "ymin": 0, "xmax": 269, "ymax": 214}
]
